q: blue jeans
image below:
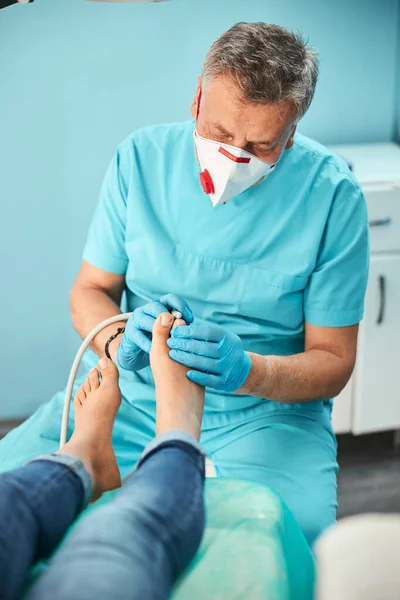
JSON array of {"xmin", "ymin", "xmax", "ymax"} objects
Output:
[{"xmin": 0, "ymin": 431, "xmax": 205, "ymax": 600}]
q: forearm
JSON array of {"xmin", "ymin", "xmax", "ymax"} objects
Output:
[
  {"xmin": 238, "ymin": 349, "xmax": 353, "ymax": 403},
  {"xmin": 70, "ymin": 284, "xmax": 126, "ymax": 362}
]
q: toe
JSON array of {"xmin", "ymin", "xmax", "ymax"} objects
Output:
[
  {"xmin": 150, "ymin": 313, "xmax": 175, "ymax": 360},
  {"xmin": 150, "ymin": 312, "xmax": 183, "ymax": 371},
  {"xmin": 97, "ymin": 357, "xmax": 119, "ymax": 383},
  {"xmin": 153, "ymin": 312, "xmax": 174, "ymax": 339},
  {"xmin": 83, "ymin": 378, "xmax": 91, "ymax": 395},
  {"xmin": 75, "ymin": 385, "xmax": 86, "ymax": 405},
  {"xmin": 173, "ymin": 318, "xmax": 186, "ymax": 329},
  {"xmin": 89, "ymin": 368, "xmax": 100, "ymax": 390}
]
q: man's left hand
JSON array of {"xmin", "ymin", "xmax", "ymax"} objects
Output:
[{"xmin": 167, "ymin": 323, "xmax": 251, "ymax": 392}]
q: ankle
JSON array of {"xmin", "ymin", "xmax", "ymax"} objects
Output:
[{"xmin": 156, "ymin": 402, "xmax": 204, "ymax": 441}]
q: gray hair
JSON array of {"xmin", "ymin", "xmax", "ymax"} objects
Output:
[{"xmin": 201, "ymin": 22, "xmax": 319, "ymax": 121}]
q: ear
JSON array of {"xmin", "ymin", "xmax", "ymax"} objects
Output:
[
  {"xmin": 190, "ymin": 76, "xmax": 202, "ymax": 120},
  {"xmin": 285, "ymin": 125, "xmax": 297, "ymax": 149}
]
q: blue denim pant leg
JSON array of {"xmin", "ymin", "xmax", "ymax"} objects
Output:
[
  {"xmin": 28, "ymin": 431, "xmax": 206, "ymax": 600},
  {"xmin": 0, "ymin": 453, "xmax": 91, "ymax": 600}
]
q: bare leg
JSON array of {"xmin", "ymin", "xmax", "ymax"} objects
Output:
[
  {"xmin": 58, "ymin": 357, "xmax": 122, "ymax": 501},
  {"xmin": 27, "ymin": 314, "xmax": 206, "ymax": 600},
  {"xmin": 150, "ymin": 313, "xmax": 205, "ymax": 439}
]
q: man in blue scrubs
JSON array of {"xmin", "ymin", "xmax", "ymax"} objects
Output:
[{"xmin": 0, "ymin": 23, "xmax": 368, "ymax": 546}]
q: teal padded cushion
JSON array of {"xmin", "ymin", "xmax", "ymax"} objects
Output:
[{"xmin": 24, "ymin": 479, "xmax": 315, "ymax": 599}]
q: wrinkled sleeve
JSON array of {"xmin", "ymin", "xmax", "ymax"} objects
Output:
[{"xmin": 304, "ymin": 179, "xmax": 369, "ymax": 327}]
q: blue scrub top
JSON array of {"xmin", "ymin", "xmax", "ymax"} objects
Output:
[{"xmin": 83, "ymin": 121, "xmax": 369, "ymax": 412}]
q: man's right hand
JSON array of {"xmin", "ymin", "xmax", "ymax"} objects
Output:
[{"xmin": 117, "ymin": 294, "xmax": 194, "ymax": 372}]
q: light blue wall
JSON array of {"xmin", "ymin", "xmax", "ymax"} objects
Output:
[
  {"xmin": 395, "ymin": 2, "xmax": 400, "ymax": 141},
  {"xmin": 0, "ymin": 0, "xmax": 399, "ymax": 418}
]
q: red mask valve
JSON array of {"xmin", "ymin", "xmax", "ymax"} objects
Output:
[{"xmin": 199, "ymin": 169, "xmax": 215, "ymax": 195}]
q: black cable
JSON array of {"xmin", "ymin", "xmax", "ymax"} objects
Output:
[{"xmin": 0, "ymin": 0, "xmax": 34, "ymax": 9}]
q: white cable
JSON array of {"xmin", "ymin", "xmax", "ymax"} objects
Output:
[
  {"xmin": 60, "ymin": 309, "xmax": 218, "ymax": 479},
  {"xmin": 59, "ymin": 312, "xmax": 132, "ymax": 448}
]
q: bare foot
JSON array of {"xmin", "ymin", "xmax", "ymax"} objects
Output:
[
  {"xmin": 58, "ymin": 358, "xmax": 122, "ymax": 502},
  {"xmin": 150, "ymin": 313, "xmax": 205, "ymax": 440}
]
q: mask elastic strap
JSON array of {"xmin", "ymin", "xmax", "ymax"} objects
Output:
[{"xmin": 195, "ymin": 87, "xmax": 202, "ymax": 121}]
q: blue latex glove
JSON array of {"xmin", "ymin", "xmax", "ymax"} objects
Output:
[
  {"xmin": 167, "ymin": 323, "xmax": 252, "ymax": 392},
  {"xmin": 117, "ymin": 294, "xmax": 194, "ymax": 372}
]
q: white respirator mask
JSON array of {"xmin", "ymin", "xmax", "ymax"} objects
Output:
[
  {"xmin": 194, "ymin": 130, "xmax": 277, "ymax": 207},
  {"xmin": 193, "ymin": 87, "xmax": 278, "ymax": 207}
]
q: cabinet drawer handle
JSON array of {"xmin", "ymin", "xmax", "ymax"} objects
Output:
[
  {"xmin": 369, "ymin": 218, "xmax": 392, "ymax": 227},
  {"xmin": 377, "ymin": 275, "xmax": 386, "ymax": 325}
]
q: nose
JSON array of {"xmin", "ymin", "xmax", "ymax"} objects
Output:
[
  {"xmin": 229, "ymin": 139, "xmax": 257, "ymax": 156},
  {"xmin": 228, "ymin": 138, "xmax": 249, "ymax": 152}
]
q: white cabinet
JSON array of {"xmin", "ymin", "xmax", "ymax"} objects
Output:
[
  {"xmin": 332, "ymin": 249, "xmax": 400, "ymax": 435},
  {"xmin": 332, "ymin": 216, "xmax": 400, "ymax": 435},
  {"xmin": 352, "ymin": 256, "xmax": 400, "ymax": 433},
  {"xmin": 366, "ymin": 184, "xmax": 400, "ymax": 253},
  {"xmin": 329, "ymin": 143, "xmax": 400, "ymax": 435}
]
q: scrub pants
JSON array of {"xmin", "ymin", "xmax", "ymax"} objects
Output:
[
  {"xmin": 0, "ymin": 374, "xmax": 338, "ymax": 547},
  {"xmin": 0, "ymin": 432, "xmax": 205, "ymax": 600}
]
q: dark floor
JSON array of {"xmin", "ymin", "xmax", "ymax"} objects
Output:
[
  {"xmin": 337, "ymin": 431, "xmax": 400, "ymax": 518},
  {"xmin": 1, "ymin": 422, "xmax": 400, "ymax": 517}
]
